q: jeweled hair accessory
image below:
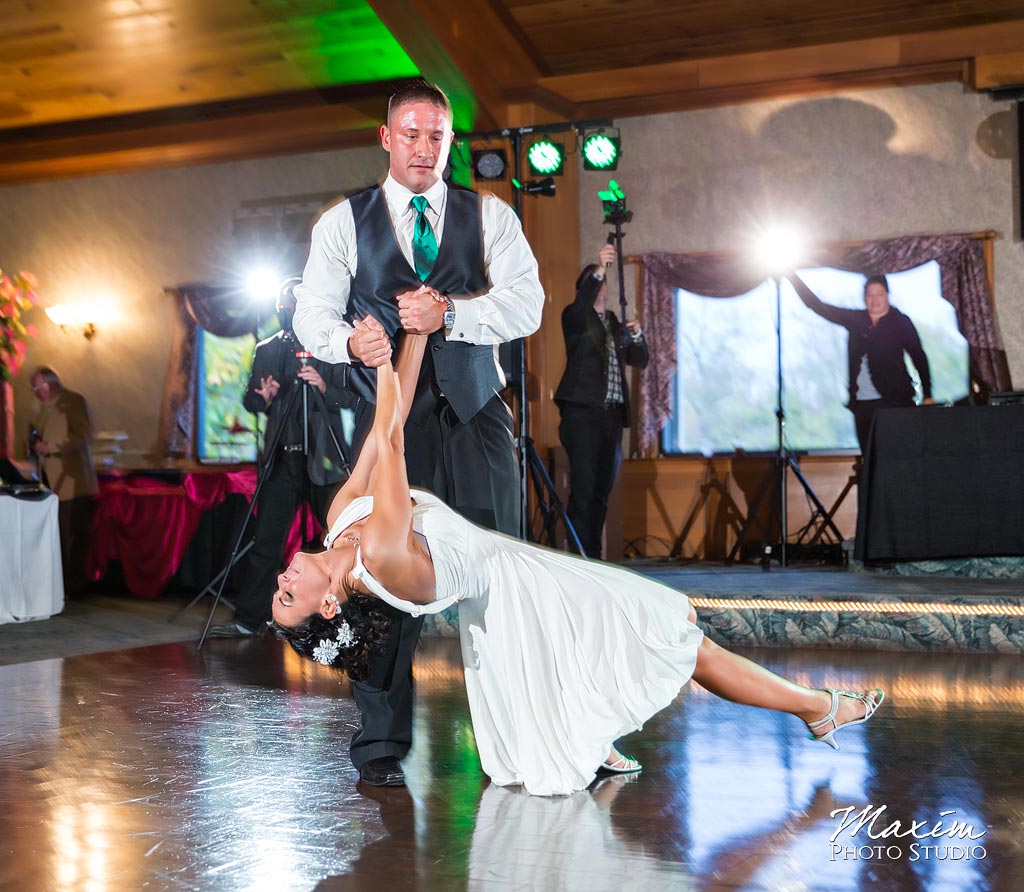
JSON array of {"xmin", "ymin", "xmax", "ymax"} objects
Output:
[
  {"xmin": 312, "ymin": 637, "xmax": 341, "ymax": 666},
  {"xmin": 336, "ymin": 621, "xmax": 356, "ymax": 648},
  {"xmin": 312, "ymin": 621, "xmax": 358, "ymax": 665}
]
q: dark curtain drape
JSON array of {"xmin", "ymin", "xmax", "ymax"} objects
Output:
[
  {"xmin": 636, "ymin": 234, "xmax": 1009, "ymax": 455},
  {"xmin": 154, "ymin": 286, "xmax": 261, "ymax": 462}
]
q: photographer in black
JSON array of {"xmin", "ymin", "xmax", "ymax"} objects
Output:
[
  {"xmin": 554, "ymin": 245, "xmax": 648, "ymax": 559},
  {"xmin": 209, "ymin": 278, "xmax": 357, "ymax": 637}
]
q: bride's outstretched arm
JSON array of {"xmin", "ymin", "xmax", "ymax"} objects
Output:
[
  {"xmin": 359, "ymin": 343, "xmax": 436, "ymax": 603},
  {"xmin": 325, "ymin": 323, "xmax": 426, "ymax": 529},
  {"xmin": 357, "ymin": 328, "xmax": 426, "ymax": 494}
]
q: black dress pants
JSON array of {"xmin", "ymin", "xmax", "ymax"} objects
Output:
[
  {"xmin": 347, "ymin": 392, "xmax": 520, "ymax": 769},
  {"xmin": 558, "ymin": 402, "xmax": 624, "ymax": 560},
  {"xmin": 233, "ymin": 451, "xmax": 339, "ymax": 631},
  {"xmin": 58, "ymin": 496, "xmax": 95, "ymax": 598}
]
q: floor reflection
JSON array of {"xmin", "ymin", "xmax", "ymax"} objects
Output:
[{"xmin": 0, "ymin": 637, "xmax": 1021, "ymax": 891}]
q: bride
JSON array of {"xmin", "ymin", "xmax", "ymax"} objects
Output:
[{"xmin": 269, "ymin": 318, "xmax": 883, "ymax": 796}]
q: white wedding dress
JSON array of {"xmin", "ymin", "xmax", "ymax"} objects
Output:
[{"xmin": 326, "ymin": 489, "xmax": 703, "ymax": 796}]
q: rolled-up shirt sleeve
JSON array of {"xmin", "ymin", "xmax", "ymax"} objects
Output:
[
  {"xmin": 446, "ymin": 193, "xmax": 544, "ymax": 344},
  {"xmin": 292, "ymin": 201, "xmax": 359, "ymax": 363}
]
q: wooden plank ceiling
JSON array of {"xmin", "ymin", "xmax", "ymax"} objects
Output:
[{"xmin": 1, "ymin": 0, "xmax": 1023, "ymax": 183}]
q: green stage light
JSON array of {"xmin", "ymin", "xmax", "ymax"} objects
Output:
[
  {"xmin": 582, "ymin": 131, "xmax": 620, "ymax": 170},
  {"xmin": 527, "ymin": 139, "xmax": 564, "ymax": 176}
]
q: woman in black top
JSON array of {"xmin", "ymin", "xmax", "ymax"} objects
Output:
[{"xmin": 788, "ymin": 273, "xmax": 934, "ymax": 451}]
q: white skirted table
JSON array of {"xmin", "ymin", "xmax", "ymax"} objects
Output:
[{"xmin": 0, "ymin": 491, "xmax": 64, "ymax": 624}]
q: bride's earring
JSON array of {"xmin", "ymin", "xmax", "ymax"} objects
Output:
[{"xmin": 328, "ymin": 594, "xmax": 341, "ymax": 613}]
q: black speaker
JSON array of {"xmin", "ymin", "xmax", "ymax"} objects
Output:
[{"xmin": 989, "ymin": 391, "xmax": 1024, "ymax": 406}]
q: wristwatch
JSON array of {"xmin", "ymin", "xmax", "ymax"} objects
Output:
[{"xmin": 442, "ymin": 296, "xmax": 456, "ymax": 331}]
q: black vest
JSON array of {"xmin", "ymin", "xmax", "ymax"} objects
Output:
[{"xmin": 346, "ymin": 184, "xmax": 501, "ymax": 423}]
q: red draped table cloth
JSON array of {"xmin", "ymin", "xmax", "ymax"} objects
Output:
[{"xmin": 86, "ymin": 469, "xmax": 319, "ymax": 600}]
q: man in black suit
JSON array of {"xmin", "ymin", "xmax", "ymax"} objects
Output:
[
  {"xmin": 292, "ymin": 81, "xmax": 544, "ymax": 787},
  {"xmin": 210, "ymin": 279, "xmax": 357, "ymax": 638},
  {"xmin": 555, "ymin": 245, "xmax": 649, "ymax": 560}
]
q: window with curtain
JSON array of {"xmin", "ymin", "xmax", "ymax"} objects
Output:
[
  {"xmin": 663, "ymin": 262, "xmax": 969, "ymax": 455},
  {"xmin": 168, "ymin": 283, "xmax": 278, "ymax": 464}
]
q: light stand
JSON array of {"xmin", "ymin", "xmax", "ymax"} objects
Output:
[
  {"xmin": 600, "ymin": 181, "xmax": 632, "ymax": 330},
  {"xmin": 500, "ymin": 126, "xmax": 585, "ymax": 552},
  {"xmin": 728, "ymin": 277, "xmax": 842, "ymax": 567},
  {"xmin": 457, "ymin": 119, "xmax": 616, "ymax": 550}
]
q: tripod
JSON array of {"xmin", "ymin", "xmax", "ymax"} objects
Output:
[
  {"xmin": 195, "ymin": 355, "xmax": 350, "ymax": 649},
  {"xmin": 506, "ymin": 343, "xmax": 585, "ymax": 552},
  {"xmin": 727, "ymin": 277, "xmax": 842, "ymax": 567}
]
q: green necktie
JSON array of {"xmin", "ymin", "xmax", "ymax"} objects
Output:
[{"xmin": 410, "ymin": 195, "xmax": 438, "ymax": 282}]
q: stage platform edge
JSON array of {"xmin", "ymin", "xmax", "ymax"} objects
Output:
[{"xmin": 422, "ymin": 559, "xmax": 1024, "ymax": 654}]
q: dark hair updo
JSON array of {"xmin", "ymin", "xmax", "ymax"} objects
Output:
[{"xmin": 268, "ymin": 594, "xmax": 397, "ymax": 681}]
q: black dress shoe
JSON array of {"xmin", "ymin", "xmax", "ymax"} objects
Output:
[
  {"xmin": 359, "ymin": 756, "xmax": 406, "ymax": 787},
  {"xmin": 207, "ymin": 621, "xmax": 258, "ymax": 639}
]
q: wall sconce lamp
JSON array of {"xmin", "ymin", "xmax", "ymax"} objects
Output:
[{"xmin": 45, "ymin": 304, "xmax": 98, "ymax": 340}]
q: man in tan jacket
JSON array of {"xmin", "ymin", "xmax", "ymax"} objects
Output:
[{"xmin": 30, "ymin": 366, "xmax": 98, "ymax": 597}]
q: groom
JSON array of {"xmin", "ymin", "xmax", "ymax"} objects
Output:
[{"xmin": 292, "ymin": 80, "xmax": 544, "ymax": 786}]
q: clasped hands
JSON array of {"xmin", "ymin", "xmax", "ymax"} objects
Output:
[{"xmin": 348, "ymin": 284, "xmax": 448, "ymax": 368}]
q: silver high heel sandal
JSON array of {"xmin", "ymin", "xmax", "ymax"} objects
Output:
[
  {"xmin": 807, "ymin": 689, "xmax": 885, "ymax": 750},
  {"xmin": 599, "ymin": 752, "xmax": 642, "ymax": 774}
]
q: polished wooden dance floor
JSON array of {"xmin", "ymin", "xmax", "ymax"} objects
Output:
[{"xmin": 2, "ymin": 636, "xmax": 1022, "ymax": 891}]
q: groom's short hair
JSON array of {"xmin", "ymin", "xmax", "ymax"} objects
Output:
[{"xmin": 387, "ymin": 81, "xmax": 452, "ymax": 125}]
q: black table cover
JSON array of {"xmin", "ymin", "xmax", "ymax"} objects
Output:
[{"xmin": 855, "ymin": 406, "xmax": 1024, "ymax": 562}]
